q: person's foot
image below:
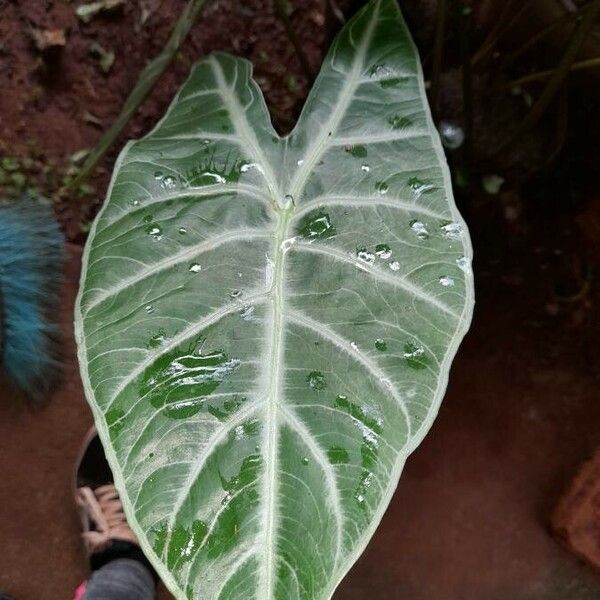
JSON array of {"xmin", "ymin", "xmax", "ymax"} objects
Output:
[
  {"xmin": 73, "ymin": 428, "xmax": 158, "ymax": 596},
  {"xmin": 74, "ymin": 428, "xmax": 138, "ymax": 555}
]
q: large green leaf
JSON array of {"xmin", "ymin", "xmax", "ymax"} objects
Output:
[{"xmin": 75, "ymin": 1, "xmax": 474, "ymax": 598}]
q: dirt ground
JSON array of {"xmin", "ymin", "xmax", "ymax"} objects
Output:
[
  {"xmin": 0, "ymin": 0, "xmax": 347, "ymax": 240},
  {"xmin": 1, "ymin": 0, "xmax": 600, "ymax": 599}
]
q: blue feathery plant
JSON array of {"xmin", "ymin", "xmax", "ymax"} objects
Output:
[{"xmin": 0, "ymin": 197, "xmax": 64, "ymax": 400}]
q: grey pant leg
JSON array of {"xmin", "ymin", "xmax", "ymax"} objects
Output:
[{"xmin": 83, "ymin": 558, "xmax": 156, "ymax": 600}]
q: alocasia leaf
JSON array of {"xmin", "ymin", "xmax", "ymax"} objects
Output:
[{"xmin": 75, "ymin": 1, "xmax": 475, "ymax": 598}]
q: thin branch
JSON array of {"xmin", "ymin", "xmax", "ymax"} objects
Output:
[
  {"xmin": 472, "ymin": 0, "xmax": 535, "ymax": 68},
  {"xmin": 559, "ymin": 0, "xmax": 579, "ymax": 12},
  {"xmin": 471, "ymin": 0, "xmax": 517, "ymax": 67},
  {"xmin": 430, "ymin": 0, "xmax": 447, "ymax": 113},
  {"xmin": 68, "ymin": 0, "xmax": 208, "ymax": 191},
  {"xmin": 507, "ymin": 56, "xmax": 600, "ymax": 87},
  {"xmin": 502, "ymin": 5, "xmax": 591, "ymax": 67},
  {"xmin": 327, "ymin": 0, "xmax": 345, "ymax": 24},
  {"xmin": 497, "ymin": 0, "xmax": 600, "ymax": 153},
  {"xmin": 457, "ymin": 3, "xmax": 474, "ymax": 154}
]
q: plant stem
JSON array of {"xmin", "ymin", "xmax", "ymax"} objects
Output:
[
  {"xmin": 273, "ymin": 0, "xmax": 314, "ymax": 83},
  {"xmin": 497, "ymin": 0, "xmax": 600, "ymax": 152},
  {"xmin": 502, "ymin": 5, "xmax": 591, "ymax": 67},
  {"xmin": 326, "ymin": 0, "xmax": 345, "ymax": 24},
  {"xmin": 472, "ymin": 0, "xmax": 536, "ymax": 68},
  {"xmin": 507, "ymin": 56, "xmax": 600, "ymax": 87},
  {"xmin": 69, "ymin": 0, "xmax": 208, "ymax": 191},
  {"xmin": 456, "ymin": 2, "xmax": 473, "ymax": 155},
  {"xmin": 430, "ymin": 0, "xmax": 447, "ymax": 113},
  {"xmin": 471, "ymin": 0, "xmax": 516, "ymax": 67}
]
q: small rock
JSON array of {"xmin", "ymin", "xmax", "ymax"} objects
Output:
[
  {"xmin": 552, "ymin": 447, "xmax": 600, "ymax": 571},
  {"xmin": 482, "ymin": 174, "xmax": 505, "ymax": 195},
  {"xmin": 30, "ymin": 29, "xmax": 66, "ymax": 53}
]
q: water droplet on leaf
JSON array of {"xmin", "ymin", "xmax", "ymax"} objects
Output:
[
  {"xmin": 147, "ymin": 330, "xmax": 167, "ymax": 349},
  {"xmin": 403, "ymin": 341, "xmax": 428, "ymax": 370},
  {"xmin": 306, "ymin": 371, "xmax": 326, "ymax": 390},
  {"xmin": 297, "ymin": 211, "xmax": 335, "ymax": 240},
  {"xmin": 408, "ymin": 177, "xmax": 435, "ymax": 197},
  {"xmin": 143, "ymin": 344, "xmax": 241, "ymax": 419},
  {"xmin": 375, "ymin": 181, "xmax": 389, "ymax": 195},
  {"xmin": 161, "ymin": 175, "xmax": 177, "ymax": 189},
  {"xmin": 388, "ymin": 115, "xmax": 412, "ymax": 129},
  {"xmin": 240, "ymin": 162, "xmax": 263, "ymax": 173},
  {"xmin": 440, "ymin": 221, "xmax": 463, "ymax": 240},
  {"xmin": 146, "ymin": 225, "xmax": 162, "ymax": 240},
  {"xmin": 456, "ymin": 256, "xmax": 471, "ymax": 273},
  {"xmin": 410, "ymin": 220, "xmax": 429, "ymax": 240},
  {"xmin": 375, "ymin": 243, "xmax": 392, "ymax": 259},
  {"xmin": 240, "ymin": 305, "xmax": 255, "ymax": 320},
  {"xmin": 368, "ymin": 63, "xmax": 391, "ymax": 77},
  {"xmin": 356, "ymin": 248, "xmax": 375, "ymax": 264}
]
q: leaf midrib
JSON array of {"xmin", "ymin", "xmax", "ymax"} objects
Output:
[
  {"xmin": 253, "ymin": 9, "xmax": 384, "ymax": 595},
  {"xmin": 288, "ymin": 2, "xmax": 381, "ymax": 202},
  {"xmin": 259, "ymin": 205, "xmax": 293, "ymax": 598}
]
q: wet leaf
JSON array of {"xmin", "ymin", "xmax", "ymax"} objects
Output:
[{"xmin": 76, "ymin": 1, "xmax": 474, "ymax": 598}]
